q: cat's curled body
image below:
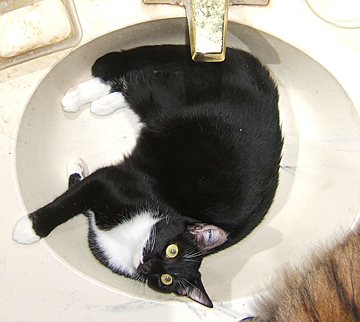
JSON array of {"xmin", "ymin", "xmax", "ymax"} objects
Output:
[{"xmin": 13, "ymin": 45, "xmax": 283, "ymax": 307}]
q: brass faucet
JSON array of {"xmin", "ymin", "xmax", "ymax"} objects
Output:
[{"xmin": 143, "ymin": 0, "xmax": 269, "ymax": 62}]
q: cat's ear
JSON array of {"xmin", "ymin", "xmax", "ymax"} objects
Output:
[
  {"xmin": 177, "ymin": 275, "xmax": 213, "ymax": 308},
  {"xmin": 188, "ymin": 223, "xmax": 228, "ymax": 253}
]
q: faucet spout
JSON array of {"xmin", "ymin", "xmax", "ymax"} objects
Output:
[
  {"xmin": 143, "ymin": 0, "xmax": 269, "ymax": 62},
  {"xmin": 184, "ymin": 0, "xmax": 229, "ymax": 62}
]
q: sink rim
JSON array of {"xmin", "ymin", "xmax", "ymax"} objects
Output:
[{"xmin": 14, "ymin": 17, "xmax": 360, "ymax": 307}]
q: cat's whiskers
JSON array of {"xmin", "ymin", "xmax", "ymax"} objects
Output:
[
  {"xmin": 150, "ymin": 226, "xmax": 157, "ymax": 253},
  {"xmin": 183, "ymin": 252, "xmax": 201, "ymax": 259},
  {"xmin": 183, "ymin": 258, "xmax": 201, "ymax": 263},
  {"xmin": 178, "ymin": 278, "xmax": 188, "ymax": 292},
  {"xmin": 134, "ymin": 272, "xmax": 146, "ymax": 283},
  {"xmin": 144, "ymin": 225, "xmax": 157, "ymax": 255},
  {"xmin": 184, "ymin": 248, "xmax": 204, "ymax": 259},
  {"xmin": 163, "ymin": 214, "xmax": 170, "ymax": 225}
]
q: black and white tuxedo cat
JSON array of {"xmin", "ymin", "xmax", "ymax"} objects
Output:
[{"xmin": 13, "ymin": 45, "xmax": 283, "ymax": 308}]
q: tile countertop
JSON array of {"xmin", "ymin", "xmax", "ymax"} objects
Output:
[{"xmin": 1, "ymin": 0, "xmax": 360, "ymax": 321}]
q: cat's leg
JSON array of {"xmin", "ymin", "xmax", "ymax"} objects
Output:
[
  {"xmin": 62, "ymin": 78, "xmax": 111, "ymax": 113},
  {"xmin": 11, "ymin": 157, "xmax": 90, "ymax": 245},
  {"xmin": 90, "ymin": 92, "xmax": 128, "ymax": 116},
  {"xmin": 13, "ymin": 166, "xmax": 103, "ymax": 245}
]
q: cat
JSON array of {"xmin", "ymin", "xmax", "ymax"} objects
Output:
[
  {"xmin": 13, "ymin": 45, "xmax": 283, "ymax": 308},
  {"xmin": 243, "ymin": 226, "xmax": 360, "ymax": 321}
]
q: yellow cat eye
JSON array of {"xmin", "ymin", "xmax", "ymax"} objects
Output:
[
  {"xmin": 161, "ymin": 274, "xmax": 173, "ymax": 285},
  {"xmin": 165, "ymin": 244, "xmax": 179, "ymax": 258}
]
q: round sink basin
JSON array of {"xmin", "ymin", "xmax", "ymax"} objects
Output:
[{"xmin": 15, "ymin": 18, "xmax": 360, "ymax": 306}]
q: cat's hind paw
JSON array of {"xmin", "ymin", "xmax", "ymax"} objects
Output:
[
  {"xmin": 61, "ymin": 78, "xmax": 111, "ymax": 113},
  {"xmin": 61, "ymin": 84, "xmax": 86, "ymax": 112},
  {"xmin": 90, "ymin": 92, "xmax": 128, "ymax": 116},
  {"xmin": 13, "ymin": 216, "xmax": 40, "ymax": 245}
]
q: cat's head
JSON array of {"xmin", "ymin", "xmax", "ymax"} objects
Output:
[{"xmin": 137, "ymin": 215, "xmax": 228, "ymax": 307}]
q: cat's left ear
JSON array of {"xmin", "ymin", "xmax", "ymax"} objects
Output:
[
  {"xmin": 177, "ymin": 274, "xmax": 213, "ymax": 308},
  {"xmin": 188, "ymin": 223, "xmax": 228, "ymax": 253}
]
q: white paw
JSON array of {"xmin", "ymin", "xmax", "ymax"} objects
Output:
[
  {"xmin": 61, "ymin": 85, "xmax": 85, "ymax": 112},
  {"xmin": 13, "ymin": 216, "xmax": 40, "ymax": 245},
  {"xmin": 67, "ymin": 156, "xmax": 89, "ymax": 179},
  {"xmin": 90, "ymin": 92, "xmax": 128, "ymax": 116},
  {"xmin": 61, "ymin": 78, "xmax": 111, "ymax": 113}
]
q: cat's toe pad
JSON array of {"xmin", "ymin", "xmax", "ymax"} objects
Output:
[
  {"xmin": 13, "ymin": 216, "xmax": 40, "ymax": 245},
  {"xmin": 67, "ymin": 156, "xmax": 89, "ymax": 179}
]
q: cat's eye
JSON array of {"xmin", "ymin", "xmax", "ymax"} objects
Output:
[
  {"xmin": 161, "ymin": 274, "xmax": 173, "ymax": 285},
  {"xmin": 165, "ymin": 244, "xmax": 178, "ymax": 258}
]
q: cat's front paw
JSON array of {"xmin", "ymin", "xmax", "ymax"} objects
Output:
[
  {"xmin": 13, "ymin": 216, "xmax": 40, "ymax": 245},
  {"xmin": 67, "ymin": 156, "xmax": 89, "ymax": 179}
]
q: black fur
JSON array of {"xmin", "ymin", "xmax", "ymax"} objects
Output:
[{"xmin": 23, "ymin": 45, "xmax": 283, "ymax": 307}]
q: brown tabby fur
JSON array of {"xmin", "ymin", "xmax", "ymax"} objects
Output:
[{"xmin": 247, "ymin": 227, "xmax": 360, "ymax": 322}]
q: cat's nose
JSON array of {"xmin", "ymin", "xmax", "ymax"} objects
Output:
[{"xmin": 137, "ymin": 260, "xmax": 152, "ymax": 275}]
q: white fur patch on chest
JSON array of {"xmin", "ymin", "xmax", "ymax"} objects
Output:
[{"xmin": 89, "ymin": 211, "xmax": 160, "ymax": 277}]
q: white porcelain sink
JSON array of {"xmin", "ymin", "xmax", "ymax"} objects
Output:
[{"xmin": 15, "ymin": 18, "xmax": 360, "ymax": 306}]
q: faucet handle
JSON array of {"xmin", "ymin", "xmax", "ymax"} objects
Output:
[{"xmin": 143, "ymin": 0, "xmax": 269, "ymax": 62}]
